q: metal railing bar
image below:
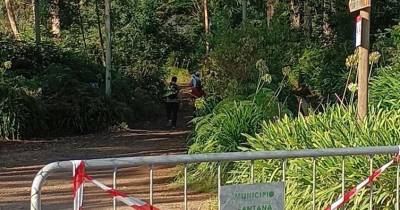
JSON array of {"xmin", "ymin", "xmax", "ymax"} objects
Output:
[
  {"xmin": 31, "ymin": 146, "xmax": 399, "ymax": 173},
  {"xmin": 30, "ymin": 146, "xmax": 400, "ymax": 210}
]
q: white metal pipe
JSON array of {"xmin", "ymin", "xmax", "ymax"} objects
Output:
[{"xmin": 31, "ymin": 146, "xmax": 400, "ymax": 210}]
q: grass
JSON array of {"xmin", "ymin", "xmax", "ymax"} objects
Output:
[
  {"xmin": 370, "ymin": 63, "xmax": 400, "ymax": 110},
  {"xmin": 166, "ymin": 67, "xmax": 192, "ymax": 84},
  {"xmin": 229, "ymin": 106, "xmax": 400, "ymax": 209}
]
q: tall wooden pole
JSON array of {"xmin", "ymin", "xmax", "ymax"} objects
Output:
[
  {"xmin": 33, "ymin": 0, "xmax": 41, "ymax": 46},
  {"xmin": 202, "ymin": 0, "xmax": 209, "ymax": 79},
  {"xmin": 104, "ymin": 0, "xmax": 112, "ymax": 96},
  {"xmin": 203, "ymin": 0, "xmax": 209, "ymax": 54},
  {"xmin": 357, "ymin": 8, "xmax": 370, "ymax": 120}
]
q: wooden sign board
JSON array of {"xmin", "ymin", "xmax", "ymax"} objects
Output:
[
  {"xmin": 220, "ymin": 182, "xmax": 284, "ymax": 210},
  {"xmin": 349, "ymin": 0, "xmax": 371, "ymax": 12}
]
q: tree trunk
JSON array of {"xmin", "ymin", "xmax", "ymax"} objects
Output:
[
  {"xmin": 95, "ymin": 0, "xmax": 105, "ymax": 65},
  {"xmin": 5, "ymin": 0, "xmax": 21, "ymax": 40},
  {"xmin": 33, "ymin": 0, "xmax": 41, "ymax": 45},
  {"xmin": 322, "ymin": 0, "xmax": 332, "ymax": 38},
  {"xmin": 203, "ymin": 0, "xmax": 209, "ymax": 53},
  {"xmin": 290, "ymin": 0, "xmax": 301, "ymax": 29},
  {"xmin": 50, "ymin": 0, "xmax": 61, "ymax": 40},
  {"xmin": 104, "ymin": 0, "xmax": 112, "ymax": 96},
  {"xmin": 242, "ymin": 0, "xmax": 247, "ymax": 25},
  {"xmin": 78, "ymin": 0, "xmax": 87, "ymax": 51},
  {"xmin": 303, "ymin": 0, "xmax": 312, "ymax": 38},
  {"xmin": 266, "ymin": 0, "xmax": 275, "ymax": 27}
]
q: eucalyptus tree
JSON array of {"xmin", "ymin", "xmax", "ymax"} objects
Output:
[{"xmin": 4, "ymin": 0, "xmax": 20, "ymax": 39}]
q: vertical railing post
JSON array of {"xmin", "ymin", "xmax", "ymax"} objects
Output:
[
  {"xmin": 282, "ymin": 159, "xmax": 287, "ymax": 182},
  {"xmin": 184, "ymin": 164, "xmax": 188, "ymax": 210},
  {"xmin": 396, "ymin": 161, "xmax": 399, "ymax": 210},
  {"xmin": 341, "ymin": 157, "xmax": 345, "ymax": 198},
  {"xmin": 369, "ymin": 156, "xmax": 374, "ymax": 210},
  {"xmin": 217, "ymin": 163, "xmax": 221, "ymax": 210},
  {"xmin": 282, "ymin": 159, "xmax": 287, "ymax": 206},
  {"xmin": 341, "ymin": 157, "xmax": 345, "ymax": 210},
  {"xmin": 312, "ymin": 158, "xmax": 317, "ymax": 210},
  {"xmin": 149, "ymin": 165, "xmax": 153, "ymax": 205},
  {"xmin": 250, "ymin": 160, "xmax": 254, "ymax": 184},
  {"xmin": 113, "ymin": 167, "xmax": 117, "ymax": 210}
]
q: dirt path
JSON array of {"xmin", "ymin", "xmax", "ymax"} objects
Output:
[{"xmin": 0, "ymin": 86, "xmax": 214, "ymax": 210}]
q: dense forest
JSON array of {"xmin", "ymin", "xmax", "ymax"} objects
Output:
[{"xmin": 1, "ymin": 0, "xmax": 398, "ymax": 137}]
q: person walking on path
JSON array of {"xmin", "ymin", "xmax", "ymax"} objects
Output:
[
  {"xmin": 190, "ymin": 71, "xmax": 205, "ymax": 99},
  {"xmin": 164, "ymin": 76, "xmax": 181, "ymax": 129}
]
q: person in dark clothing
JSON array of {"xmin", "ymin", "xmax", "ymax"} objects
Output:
[{"xmin": 165, "ymin": 76, "xmax": 181, "ymax": 129}]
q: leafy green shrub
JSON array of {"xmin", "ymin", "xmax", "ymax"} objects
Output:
[
  {"xmin": 190, "ymin": 89, "xmax": 290, "ymax": 154},
  {"xmin": 205, "ymin": 19, "xmax": 351, "ymax": 112},
  {"xmin": 194, "ymin": 95, "xmax": 221, "ymax": 117},
  {"xmin": 0, "ymin": 71, "xmax": 47, "ymax": 138},
  {"xmin": 229, "ymin": 107, "xmax": 400, "ymax": 209},
  {"xmin": 0, "ymin": 40, "xmax": 156, "ymax": 138},
  {"xmin": 184, "ymin": 89, "xmax": 291, "ymax": 187},
  {"xmin": 370, "ymin": 23, "xmax": 400, "ymax": 110},
  {"xmin": 370, "ymin": 63, "xmax": 400, "ymax": 110}
]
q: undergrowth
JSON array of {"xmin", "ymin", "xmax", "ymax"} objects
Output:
[{"xmin": 231, "ymin": 106, "xmax": 400, "ymax": 209}]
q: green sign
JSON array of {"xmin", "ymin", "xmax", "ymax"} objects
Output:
[{"xmin": 220, "ymin": 182, "xmax": 284, "ymax": 210}]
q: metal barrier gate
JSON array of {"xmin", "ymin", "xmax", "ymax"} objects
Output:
[{"xmin": 31, "ymin": 146, "xmax": 400, "ymax": 210}]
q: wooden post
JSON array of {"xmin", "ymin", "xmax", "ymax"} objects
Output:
[
  {"xmin": 33, "ymin": 0, "xmax": 41, "ymax": 46},
  {"xmin": 104, "ymin": 0, "xmax": 112, "ymax": 96},
  {"xmin": 357, "ymin": 8, "xmax": 370, "ymax": 120}
]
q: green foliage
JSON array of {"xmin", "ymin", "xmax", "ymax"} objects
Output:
[
  {"xmin": 370, "ymin": 23, "xmax": 400, "ymax": 110},
  {"xmin": 193, "ymin": 95, "xmax": 221, "ymax": 117},
  {"xmin": 292, "ymin": 46, "xmax": 347, "ymax": 97},
  {"xmin": 166, "ymin": 66, "xmax": 191, "ymax": 84},
  {"xmin": 205, "ymin": 15, "xmax": 352, "ymax": 113},
  {"xmin": 189, "ymin": 89, "xmax": 290, "ymax": 154},
  {"xmin": 229, "ymin": 106, "xmax": 400, "ymax": 209},
  {"xmin": 370, "ymin": 64, "xmax": 400, "ymax": 110},
  {"xmin": 0, "ymin": 65, "xmax": 46, "ymax": 139},
  {"xmin": 0, "ymin": 40, "xmax": 162, "ymax": 138},
  {"xmin": 185, "ymin": 89, "xmax": 291, "ymax": 186}
]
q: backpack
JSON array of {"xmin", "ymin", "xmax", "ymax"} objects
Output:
[
  {"xmin": 165, "ymin": 83, "xmax": 179, "ymax": 100},
  {"xmin": 191, "ymin": 76, "xmax": 202, "ymax": 88}
]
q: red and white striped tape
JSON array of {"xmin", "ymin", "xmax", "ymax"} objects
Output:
[
  {"xmin": 72, "ymin": 160, "xmax": 85, "ymax": 210},
  {"xmin": 72, "ymin": 161, "xmax": 159, "ymax": 210},
  {"xmin": 85, "ymin": 174, "xmax": 159, "ymax": 210},
  {"xmin": 326, "ymin": 155, "xmax": 400, "ymax": 210}
]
